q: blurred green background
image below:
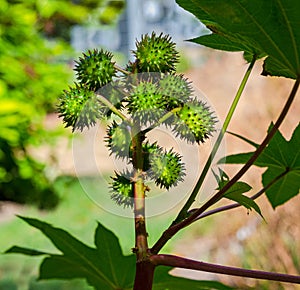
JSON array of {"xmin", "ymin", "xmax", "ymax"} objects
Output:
[
  {"xmin": 0, "ymin": 1, "xmax": 127, "ymax": 289},
  {"xmin": 0, "ymin": 0, "xmax": 125, "ymax": 208}
]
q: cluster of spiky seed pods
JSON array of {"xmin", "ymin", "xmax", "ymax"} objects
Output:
[{"xmin": 58, "ymin": 32, "xmax": 216, "ymax": 207}]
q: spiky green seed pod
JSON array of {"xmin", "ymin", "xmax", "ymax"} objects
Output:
[
  {"xmin": 58, "ymin": 84, "xmax": 105, "ymax": 131},
  {"xmin": 159, "ymin": 74, "xmax": 193, "ymax": 110},
  {"xmin": 110, "ymin": 172, "xmax": 133, "ymax": 208},
  {"xmin": 142, "ymin": 142, "xmax": 161, "ymax": 172},
  {"xmin": 149, "ymin": 148, "xmax": 185, "ymax": 189},
  {"xmin": 173, "ymin": 99, "xmax": 216, "ymax": 144},
  {"xmin": 128, "ymin": 81, "xmax": 165, "ymax": 124},
  {"xmin": 133, "ymin": 32, "xmax": 179, "ymax": 73},
  {"xmin": 106, "ymin": 121, "xmax": 132, "ymax": 159},
  {"xmin": 74, "ymin": 49, "xmax": 116, "ymax": 91}
]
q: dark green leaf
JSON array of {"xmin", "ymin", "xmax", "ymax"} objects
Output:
[
  {"xmin": 214, "ymin": 171, "xmax": 262, "ymax": 217},
  {"xmin": 176, "ymin": 0, "xmax": 300, "ymax": 79},
  {"xmin": 219, "ymin": 123, "xmax": 300, "ymax": 208},
  {"xmin": 223, "ymin": 181, "xmax": 252, "ymax": 196},
  {"xmin": 153, "ymin": 266, "xmax": 234, "ymax": 290},
  {"xmin": 8, "ymin": 217, "xmax": 135, "ymax": 290},
  {"xmin": 262, "ymin": 167, "xmax": 300, "ymax": 208},
  {"xmin": 94, "ymin": 222, "xmax": 135, "ymax": 288},
  {"xmin": 227, "ymin": 131, "xmax": 259, "ymax": 148},
  {"xmin": 218, "ymin": 153, "xmax": 252, "ymax": 165},
  {"xmin": 191, "ymin": 34, "xmax": 253, "ymax": 54},
  {"xmin": 225, "ymin": 191, "xmax": 262, "ymax": 217},
  {"xmin": 5, "ymin": 246, "xmax": 49, "ymax": 256}
]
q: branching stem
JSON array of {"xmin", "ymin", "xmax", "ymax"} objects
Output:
[
  {"xmin": 114, "ymin": 64, "xmax": 130, "ymax": 75},
  {"xmin": 95, "ymin": 92, "xmax": 128, "ymax": 121},
  {"xmin": 151, "ymin": 78, "xmax": 299, "ymax": 254},
  {"xmin": 150, "ymin": 254, "xmax": 300, "ymax": 284},
  {"xmin": 195, "ymin": 168, "xmax": 289, "ymax": 220},
  {"xmin": 173, "ymin": 55, "xmax": 257, "ymax": 224},
  {"xmin": 143, "ymin": 107, "xmax": 182, "ymax": 134}
]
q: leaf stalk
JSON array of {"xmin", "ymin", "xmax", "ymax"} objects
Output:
[
  {"xmin": 151, "ymin": 77, "xmax": 300, "ymax": 254},
  {"xmin": 173, "ymin": 55, "xmax": 257, "ymax": 224},
  {"xmin": 150, "ymin": 254, "xmax": 300, "ymax": 284}
]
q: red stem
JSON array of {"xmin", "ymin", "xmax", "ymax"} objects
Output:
[
  {"xmin": 196, "ymin": 168, "xmax": 289, "ymax": 220},
  {"xmin": 150, "ymin": 254, "xmax": 300, "ymax": 284},
  {"xmin": 151, "ymin": 78, "xmax": 300, "ymax": 254},
  {"xmin": 133, "ymin": 261, "xmax": 155, "ymax": 290}
]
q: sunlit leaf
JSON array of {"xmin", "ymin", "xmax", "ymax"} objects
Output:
[
  {"xmin": 6, "ymin": 217, "xmax": 235, "ymax": 290},
  {"xmin": 5, "ymin": 217, "xmax": 135, "ymax": 290},
  {"xmin": 213, "ymin": 169, "xmax": 262, "ymax": 217},
  {"xmin": 219, "ymin": 123, "xmax": 300, "ymax": 208},
  {"xmin": 177, "ymin": 0, "xmax": 300, "ymax": 79}
]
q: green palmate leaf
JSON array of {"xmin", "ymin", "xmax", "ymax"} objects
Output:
[
  {"xmin": 176, "ymin": 0, "xmax": 300, "ymax": 79},
  {"xmin": 219, "ymin": 123, "xmax": 300, "ymax": 208},
  {"xmin": 5, "ymin": 218, "xmax": 235, "ymax": 290},
  {"xmin": 5, "ymin": 217, "xmax": 135, "ymax": 290},
  {"xmin": 153, "ymin": 266, "xmax": 233, "ymax": 290},
  {"xmin": 213, "ymin": 169, "xmax": 262, "ymax": 217}
]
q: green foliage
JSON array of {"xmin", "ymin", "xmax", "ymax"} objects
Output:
[
  {"xmin": 6, "ymin": 217, "xmax": 233, "ymax": 290},
  {"xmin": 0, "ymin": 0, "xmax": 67, "ymax": 207},
  {"xmin": 213, "ymin": 169, "xmax": 262, "ymax": 217},
  {"xmin": 5, "ymin": 1, "xmax": 300, "ymax": 289},
  {"xmin": 219, "ymin": 123, "xmax": 300, "ymax": 208},
  {"xmin": 6, "ymin": 217, "xmax": 136, "ymax": 290},
  {"xmin": 176, "ymin": 0, "xmax": 300, "ymax": 79},
  {"xmin": 0, "ymin": 138, "xmax": 59, "ymax": 209},
  {"xmin": 0, "ymin": 0, "xmax": 124, "ymax": 207},
  {"xmin": 0, "ymin": 96, "xmax": 59, "ymax": 208}
]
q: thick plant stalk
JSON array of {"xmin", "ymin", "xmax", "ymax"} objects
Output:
[
  {"xmin": 173, "ymin": 56, "xmax": 257, "ymax": 224},
  {"xmin": 131, "ymin": 129, "xmax": 154, "ymax": 290},
  {"xmin": 133, "ymin": 261, "xmax": 155, "ymax": 290},
  {"xmin": 151, "ymin": 78, "xmax": 300, "ymax": 254},
  {"xmin": 150, "ymin": 254, "xmax": 300, "ymax": 284}
]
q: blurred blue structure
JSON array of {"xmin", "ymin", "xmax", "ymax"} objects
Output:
[{"xmin": 71, "ymin": 0, "xmax": 207, "ymax": 58}]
